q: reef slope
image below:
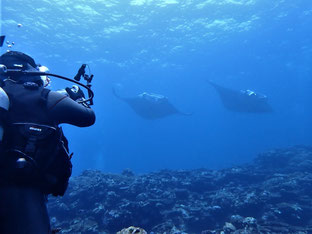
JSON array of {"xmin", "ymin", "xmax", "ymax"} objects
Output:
[{"xmin": 48, "ymin": 146, "xmax": 312, "ymax": 233}]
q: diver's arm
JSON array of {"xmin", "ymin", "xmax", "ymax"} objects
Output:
[{"xmin": 47, "ymin": 91, "xmax": 95, "ymax": 127}]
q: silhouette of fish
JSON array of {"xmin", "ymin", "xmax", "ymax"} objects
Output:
[
  {"xmin": 208, "ymin": 81, "xmax": 273, "ymax": 113},
  {"xmin": 113, "ymin": 87, "xmax": 192, "ymax": 119}
]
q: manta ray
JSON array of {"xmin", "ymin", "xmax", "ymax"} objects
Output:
[
  {"xmin": 208, "ymin": 81, "xmax": 273, "ymax": 113},
  {"xmin": 113, "ymin": 88, "xmax": 191, "ymax": 119}
]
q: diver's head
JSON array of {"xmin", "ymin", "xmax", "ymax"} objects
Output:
[
  {"xmin": 0, "ymin": 50, "xmax": 37, "ymax": 71},
  {"xmin": 0, "ymin": 51, "xmax": 43, "ymax": 86}
]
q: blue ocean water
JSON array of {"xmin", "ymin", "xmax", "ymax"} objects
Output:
[{"xmin": 1, "ymin": 0, "xmax": 311, "ymax": 175}]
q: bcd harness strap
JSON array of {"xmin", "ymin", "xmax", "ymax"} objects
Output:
[
  {"xmin": 22, "ymin": 88, "xmax": 54, "ymax": 155},
  {"xmin": 12, "ymin": 123, "xmax": 57, "ymax": 155}
]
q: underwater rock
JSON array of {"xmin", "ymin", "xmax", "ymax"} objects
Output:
[
  {"xmin": 48, "ymin": 145, "xmax": 312, "ymax": 233},
  {"xmin": 117, "ymin": 226, "xmax": 147, "ymax": 234}
]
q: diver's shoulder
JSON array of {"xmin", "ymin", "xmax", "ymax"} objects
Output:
[
  {"xmin": 47, "ymin": 90, "xmax": 68, "ymax": 99},
  {"xmin": 46, "ymin": 90, "xmax": 69, "ymax": 108}
]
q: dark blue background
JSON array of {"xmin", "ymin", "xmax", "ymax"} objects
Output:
[{"xmin": 1, "ymin": 0, "xmax": 312, "ymax": 175}]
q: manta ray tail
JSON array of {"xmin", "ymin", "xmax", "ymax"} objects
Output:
[
  {"xmin": 112, "ymin": 86, "xmax": 122, "ymax": 99},
  {"xmin": 207, "ymin": 80, "xmax": 220, "ymax": 89}
]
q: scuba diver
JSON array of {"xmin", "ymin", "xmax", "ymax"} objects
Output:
[
  {"xmin": 0, "ymin": 50, "xmax": 95, "ymax": 234},
  {"xmin": 113, "ymin": 87, "xmax": 192, "ymax": 119},
  {"xmin": 208, "ymin": 80, "xmax": 273, "ymax": 113}
]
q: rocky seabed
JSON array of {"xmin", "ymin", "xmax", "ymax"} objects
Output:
[{"xmin": 48, "ymin": 146, "xmax": 312, "ymax": 234}]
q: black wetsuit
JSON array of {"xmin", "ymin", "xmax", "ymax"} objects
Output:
[
  {"xmin": 47, "ymin": 90, "xmax": 95, "ymax": 126},
  {"xmin": 0, "ymin": 79, "xmax": 95, "ymax": 234}
]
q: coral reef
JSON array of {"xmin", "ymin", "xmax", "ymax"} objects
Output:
[
  {"xmin": 48, "ymin": 146, "xmax": 312, "ymax": 233},
  {"xmin": 117, "ymin": 226, "xmax": 147, "ymax": 234}
]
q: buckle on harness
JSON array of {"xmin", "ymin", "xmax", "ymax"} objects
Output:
[{"xmin": 25, "ymin": 136, "xmax": 37, "ymax": 154}]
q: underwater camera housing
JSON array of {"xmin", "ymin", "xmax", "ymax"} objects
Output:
[
  {"xmin": 74, "ymin": 64, "xmax": 93, "ymax": 83},
  {"xmin": 74, "ymin": 64, "xmax": 94, "ymax": 105},
  {"xmin": 0, "ymin": 63, "xmax": 95, "ymax": 106}
]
